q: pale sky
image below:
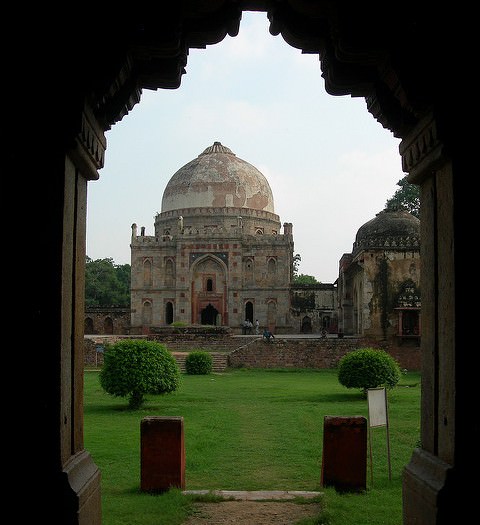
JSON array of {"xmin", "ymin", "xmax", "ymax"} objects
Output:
[{"xmin": 86, "ymin": 11, "xmax": 404, "ymax": 283}]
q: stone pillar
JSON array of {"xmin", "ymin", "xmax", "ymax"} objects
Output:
[
  {"xmin": 400, "ymin": 114, "xmax": 465, "ymax": 523},
  {"xmin": 21, "ymin": 102, "xmax": 105, "ymax": 523},
  {"xmin": 141, "ymin": 416, "xmax": 186, "ymax": 492},
  {"xmin": 321, "ymin": 416, "xmax": 367, "ymax": 492}
]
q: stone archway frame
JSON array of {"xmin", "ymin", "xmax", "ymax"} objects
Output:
[
  {"xmin": 190, "ymin": 253, "xmax": 228, "ymax": 326},
  {"xmin": 16, "ymin": 5, "xmax": 463, "ymax": 524}
]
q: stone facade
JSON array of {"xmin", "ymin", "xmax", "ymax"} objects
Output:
[
  {"xmin": 130, "ymin": 142, "xmax": 296, "ymax": 335},
  {"xmin": 91, "ymin": 208, "xmax": 419, "ymax": 347},
  {"xmin": 84, "ymin": 307, "xmax": 131, "ymax": 335},
  {"xmin": 129, "ymin": 145, "xmax": 421, "ymax": 343},
  {"xmin": 290, "ymin": 283, "xmax": 338, "ymax": 334}
]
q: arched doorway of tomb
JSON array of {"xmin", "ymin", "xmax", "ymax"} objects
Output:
[
  {"xmin": 201, "ymin": 303, "xmax": 219, "ymax": 325},
  {"xmin": 301, "ymin": 315, "xmax": 312, "ymax": 333},
  {"xmin": 165, "ymin": 301, "xmax": 174, "ymax": 325},
  {"xmin": 191, "ymin": 254, "xmax": 227, "ymax": 326},
  {"xmin": 244, "ymin": 301, "xmax": 254, "ymax": 324},
  {"xmin": 85, "ymin": 317, "xmax": 94, "ymax": 335},
  {"xmin": 322, "ymin": 315, "xmax": 331, "ymax": 332},
  {"xmin": 103, "ymin": 316, "xmax": 113, "ymax": 335}
]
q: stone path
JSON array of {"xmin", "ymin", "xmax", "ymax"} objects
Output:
[
  {"xmin": 181, "ymin": 490, "xmax": 324, "ymax": 524},
  {"xmin": 183, "ymin": 490, "xmax": 322, "ymax": 501}
]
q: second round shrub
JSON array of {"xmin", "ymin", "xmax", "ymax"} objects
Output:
[
  {"xmin": 185, "ymin": 350, "xmax": 213, "ymax": 375},
  {"xmin": 337, "ymin": 347, "xmax": 401, "ymax": 393}
]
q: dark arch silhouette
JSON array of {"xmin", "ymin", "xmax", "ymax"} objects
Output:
[
  {"xmin": 301, "ymin": 316, "xmax": 312, "ymax": 333},
  {"xmin": 201, "ymin": 303, "xmax": 219, "ymax": 325},
  {"xmin": 103, "ymin": 316, "xmax": 113, "ymax": 335},
  {"xmin": 84, "ymin": 317, "xmax": 94, "ymax": 335},
  {"xmin": 245, "ymin": 301, "xmax": 254, "ymax": 324},
  {"xmin": 165, "ymin": 301, "xmax": 174, "ymax": 325}
]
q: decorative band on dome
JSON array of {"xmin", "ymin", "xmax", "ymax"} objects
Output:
[{"xmin": 199, "ymin": 141, "xmax": 235, "ymax": 156}]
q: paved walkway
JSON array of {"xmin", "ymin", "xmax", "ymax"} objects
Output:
[{"xmin": 183, "ymin": 490, "xmax": 322, "ymax": 501}]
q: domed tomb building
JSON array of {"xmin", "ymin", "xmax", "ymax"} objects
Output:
[
  {"xmin": 337, "ymin": 207, "xmax": 421, "ymax": 342},
  {"xmin": 130, "ymin": 142, "xmax": 295, "ymax": 334}
]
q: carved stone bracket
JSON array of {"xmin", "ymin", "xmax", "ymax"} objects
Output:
[
  {"xmin": 68, "ymin": 105, "xmax": 107, "ymax": 181},
  {"xmin": 399, "ymin": 113, "xmax": 445, "ymax": 184}
]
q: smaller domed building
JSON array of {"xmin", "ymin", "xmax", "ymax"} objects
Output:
[{"xmin": 337, "ymin": 207, "xmax": 421, "ymax": 342}]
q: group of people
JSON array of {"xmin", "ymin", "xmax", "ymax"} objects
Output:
[
  {"xmin": 241, "ymin": 319, "xmax": 254, "ymax": 334},
  {"xmin": 242, "ymin": 318, "xmax": 261, "ymax": 334},
  {"xmin": 242, "ymin": 318, "xmax": 275, "ymax": 341}
]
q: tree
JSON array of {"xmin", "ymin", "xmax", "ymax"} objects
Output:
[
  {"xmin": 85, "ymin": 256, "xmax": 131, "ymax": 307},
  {"xmin": 293, "ymin": 253, "xmax": 301, "ymax": 278},
  {"xmin": 294, "ymin": 274, "xmax": 321, "ymax": 285},
  {"xmin": 99, "ymin": 339, "xmax": 181, "ymax": 409},
  {"xmin": 337, "ymin": 348, "xmax": 401, "ymax": 394},
  {"xmin": 385, "ymin": 175, "xmax": 420, "ymax": 218},
  {"xmin": 292, "ymin": 253, "xmax": 321, "ymax": 284}
]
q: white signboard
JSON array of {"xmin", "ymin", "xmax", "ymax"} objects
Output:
[
  {"xmin": 367, "ymin": 387, "xmax": 392, "ymax": 483},
  {"xmin": 367, "ymin": 388, "xmax": 387, "ymax": 428}
]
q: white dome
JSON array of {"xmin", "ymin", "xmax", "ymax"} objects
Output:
[{"xmin": 161, "ymin": 142, "xmax": 275, "ymax": 213}]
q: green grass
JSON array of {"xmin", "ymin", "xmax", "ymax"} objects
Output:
[{"xmin": 84, "ymin": 368, "xmax": 421, "ymax": 525}]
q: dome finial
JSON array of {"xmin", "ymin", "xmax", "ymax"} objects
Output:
[{"xmin": 200, "ymin": 142, "xmax": 235, "ymax": 156}]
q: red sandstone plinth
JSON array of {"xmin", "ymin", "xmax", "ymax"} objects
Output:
[
  {"xmin": 140, "ymin": 416, "xmax": 185, "ymax": 492},
  {"xmin": 321, "ymin": 415, "xmax": 367, "ymax": 492}
]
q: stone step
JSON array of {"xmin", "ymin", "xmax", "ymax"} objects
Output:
[
  {"xmin": 183, "ymin": 490, "xmax": 322, "ymax": 501},
  {"xmin": 172, "ymin": 352, "xmax": 228, "ymax": 372}
]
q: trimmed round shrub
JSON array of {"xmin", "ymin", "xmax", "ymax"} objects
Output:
[
  {"xmin": 99, "ymin": 339, "xmax": 181, "ymax": 408},
  {"xmin": 185, "ymin": 350, "xmax": 213, "ymax": 375},
  {"xmin": 337, "ymin": 348, "xmax": 401, "ymax": 393}
]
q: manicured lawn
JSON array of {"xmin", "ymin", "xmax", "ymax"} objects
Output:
[{"xmin": 84, "ymin": 367, "xmax": 421, "ymax": 525}]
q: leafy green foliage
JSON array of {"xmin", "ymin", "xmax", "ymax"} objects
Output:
[
  {"xmin": 292, "ymin": 253, "xmax": 321, "ymax": 284},
  {"xmin": 99, "ymin": 339, "xmax": 181, "ymax": 408},
  {"xmin": 337, "ymin": 348, "xmax": 401, "ymax": 393},
  {"xmin": 185, "ymin": 351, "xmax": 213, "ymax": 375},
  {"xmin": 293, "ymin": 274, "xmax": 321, "ymax": 284},
  {"xmin": 385, "ymin": 175, "xmax": 420, "ymax": 218},
  {"xmin": 85, "ymin": 256, "xmax": 131, "ymax": 307}
]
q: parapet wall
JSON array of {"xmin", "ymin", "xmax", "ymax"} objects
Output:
[
  {"xmin": 228, "ymin": 338, "xmax": 420, "ymax": 370},
  {"xmin": 85, "ymin": 334, "xmax": 420, "ymax": 371},
  {"xmin": 229, "ymin": 338, "xmax": 354, "ymax": 369}
]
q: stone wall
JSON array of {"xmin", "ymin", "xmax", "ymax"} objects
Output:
[
  {"xmin": 229, "ymin": 338, "xmax": 356, "ymax": 369},
  {"xmin": 84, "ymin": 307, "xmax": 131, "ymax": 335},
  {"xmin": 228, "ymin": 338, "xmax": 419, "ymax": 370},
  {"xmin": 85, "ymin": 333, "xmax": 420, "ymax": 371}
]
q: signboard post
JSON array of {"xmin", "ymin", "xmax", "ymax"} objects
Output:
[
  {"xmin": 95, "ymin": 344, "xmax": 104, "ymax": 367},
  {"xmin": 367, "ymin": 387, "xmax": 392, "ymax": 485}
]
